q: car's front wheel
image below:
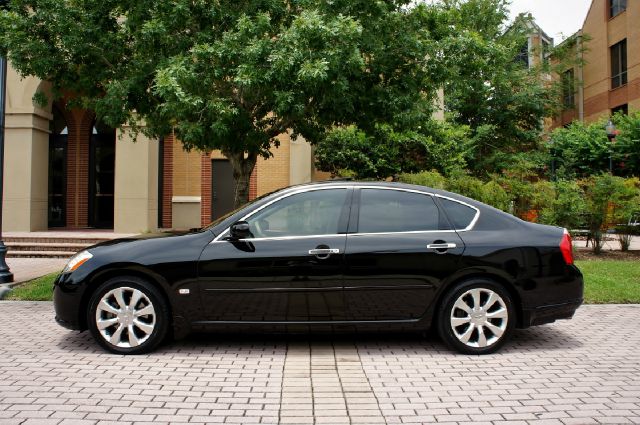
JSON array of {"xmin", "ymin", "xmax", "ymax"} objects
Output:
[
  {"xmin": 87, "ymin": 277, "xmax": 169, "ymax": 354},
  {"xmin": 437, "ymin": 279, "xmax": 515, "ymax": 355}
]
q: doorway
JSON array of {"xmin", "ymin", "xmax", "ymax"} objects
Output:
[
  {"xmin": 48, "ymin": 105, "xmax": 67, "ymax": 228},
  {"xmin": 88, "ymin": 121, "xmax": 116, "ymax": 228},
  {"xmin": 211, "ymin": 159, "xmax": 237, "ymax": 220}
]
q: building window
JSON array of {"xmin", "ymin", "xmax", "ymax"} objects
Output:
[
  {"xmin": 610, "ymin": 0, "xmax": 626, "ymax": 18},
  {"xmin": 516, "ymin": 41, "xmax": 529, "ymax": 68},
  {"xmin": 562, "ymin": 69, "xmax": 575, "ymax": 108},
  {"xmin": 611, "ymin": 104, "xmax": 628, "ymax": 116},
  {"xmin": 541, "ymin": 39, "xmax": 550, "ymax": 65},
  {"xmin": 610, "ymin": 39, "xmax": 627, "ymax": 89}
]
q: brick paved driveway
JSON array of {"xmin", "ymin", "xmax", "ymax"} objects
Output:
[{"xmin": 1, "ymin": 302, "xmax": 639, "ymax": 425}]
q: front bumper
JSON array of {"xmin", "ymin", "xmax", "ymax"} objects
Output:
[
  {"xmin": 53, "ymin": 273, "xmax": 85, "ymax": 331},
  {"xmin": 521, "ymin": 298, "xmax": 583, "ymax": 327}
]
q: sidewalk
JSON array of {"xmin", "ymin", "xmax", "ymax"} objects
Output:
[
  {"xmin": 573, "ymin": 234, "xmax": 640, "ymax": 251},
  {"xmin": 5, "ymin": 257, "xmax": 67, "ymax": 285}
]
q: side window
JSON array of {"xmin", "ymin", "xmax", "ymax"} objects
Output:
[
  {"xmin": 246, "ymin": 189, "xmax": 348, "ymax": 238},
  {"xmin": 439, "ymin": 198, "xmax": 477, "ymax": 230},
  {"xmin": 357, "ymin": 189, "xmax": 440, "ymax": 233}
]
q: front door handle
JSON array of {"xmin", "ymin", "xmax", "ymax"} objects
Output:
[{"xmin": 308, "ymin": 248, "xmax": 340, "ymax": 255}]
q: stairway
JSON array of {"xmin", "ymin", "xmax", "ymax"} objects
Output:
[{"xmin": 4, "ymin": 235, "xmax": 120, "ymax": 259}]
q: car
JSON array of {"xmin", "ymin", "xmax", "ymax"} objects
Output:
[{"xmin": 54, "ymin": 181, "xmax": 583, "ymax": 355}]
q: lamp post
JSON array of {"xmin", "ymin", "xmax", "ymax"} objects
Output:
[
  {"xmin": 605, "ymin": 120, "xmax": 616, "ymax": 174},
  {"xmin": 549, "ymin": 138, "xmax": 556, "ymax": 181},
  {"xmin": 0, "ymin": 56, "xmax": 14, "ymax": 283}
]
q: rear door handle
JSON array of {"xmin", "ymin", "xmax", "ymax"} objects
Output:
[
  {"xmin": 426, "ymin": 243, "xmax": 457, "ymax": 250},
  {"xmin": 308, "ymin": 248, "xmax": 340, "ymax": 255}
]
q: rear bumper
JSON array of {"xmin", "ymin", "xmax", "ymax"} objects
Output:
[{"xmin": 521, "ymin": 298, "xmax": 582, "ymax": 327}]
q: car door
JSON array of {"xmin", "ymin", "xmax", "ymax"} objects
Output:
[
  {"xmin": 343, "ymin": 188, "xmax": 466, "ymax": 321},
  {"xmin": 197, "ymin": 187, "xmax": 352, "ymax": 322}
]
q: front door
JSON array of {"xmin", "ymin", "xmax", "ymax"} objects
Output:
[
  {"xmin": 48, "ymin": 105, "xmax": 68, "ymax": 228},
  {"xmin": 211, "ymin": 159, "xmax": 236, "ymax": 220},
  {"xmin": 344, "ymin": 188, "xmax": 465, "ymax": 321},
  {"xmin": 88, "ymin": 122, "xmax": 115, "ymax": 228},
  {"xmin": 48, "ymin": 133, "xmax": 67, "ymax": 227},
  {"xmin": 197, "ymin": 188, "xmax": 352, "ymax": 322}
]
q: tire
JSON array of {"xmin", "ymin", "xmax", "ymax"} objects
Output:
[
  {"xmin": 87, "ymin": 276, "xmax": 169, "ymax": 355},
  {"xmin": 437, "ymin": 279, "xmax": 515, "ymax": 355}
]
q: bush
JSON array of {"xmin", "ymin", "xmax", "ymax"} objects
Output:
[
  {"xmin": 579, "ymin": 174, "xmax": 639, "ymax": 254},
  {"xmin": 538, "ymin": 179, "xmax": 587, "ymax": 231}
]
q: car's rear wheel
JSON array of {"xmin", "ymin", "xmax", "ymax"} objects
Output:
[
  {"xmin": 437, "ymin": 279, "xmax": 515, "ymax": 354},
  {"xmin": 87, "ymin": 276, "xmax": 169, "ymax": 354}
]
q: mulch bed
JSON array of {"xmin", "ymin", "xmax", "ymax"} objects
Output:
[{"xmin": 575, "ymin": 249, "xmax": 640, "ymax": 261}]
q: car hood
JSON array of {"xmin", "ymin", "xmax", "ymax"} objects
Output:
[{"xmin": 88, "ymin": 229, "xmax": 204, "ymax": 249}]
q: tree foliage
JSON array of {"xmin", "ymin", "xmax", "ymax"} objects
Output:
[
  {"xmin": 314, "ymin": 121, "xmax": 472, "ymax": 179},
  {"xmin": 1, "ymin": 0, "xmax": 443, "ymax": 207},
  {"xmin": 548, "ymin": 111, "xmax": 640, "ymax": 178},
  {"xmin": 437, "ymin": 0, "xmax": 580, "ymax": 174}
]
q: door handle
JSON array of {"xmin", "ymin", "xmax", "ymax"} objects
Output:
[
  {"xmin": 308, "ymin": 248, "xmax": 340, "ymax": 255},
  {"xmin": 426, "ymin": 243, "xmax": 457, "ymax": 250}
]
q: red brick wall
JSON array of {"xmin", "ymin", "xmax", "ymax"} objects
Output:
[
  {"xmin": 249, "ymin": 163, "xmax": 258, "ymax": 201},
  {"xmin": 65, "ymin": 108, "xmax": 93, "ymax": 228},
  {"xmin": 200, "ymin": 152, "xmax": 212, "ymax": 227},
  {"xmin": 161, "ymin": 135, "xmax": 174, "ymax": 228}
]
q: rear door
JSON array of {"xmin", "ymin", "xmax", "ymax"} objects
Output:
[{"xmin": 343, "ymin": 188, "xmax": 465, "ymax": 321}]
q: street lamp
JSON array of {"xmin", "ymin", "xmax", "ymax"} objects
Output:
[
  {"xmin": 605, "ymin": 119, "xmax": 616, "ymax": 174},
  {"xmin": 0, "ymin": 56, "xmax": 14, "ymax": 283},
  {"xmin": 549, "ymin": 138, "xmax": 556, "ymax": 181}
]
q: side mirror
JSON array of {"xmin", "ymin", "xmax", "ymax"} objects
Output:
[{"xmin": 229, "ymin": 221, "xmax": 252, "ymax": 240}]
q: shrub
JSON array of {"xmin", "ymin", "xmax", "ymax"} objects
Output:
[
  {"xmin": 538, "ymin": 180, "xmax": 587, "ymax": 230},
  {"xmin": 579, "ymin": 174, "xmax": 639, "ymax": 254}
]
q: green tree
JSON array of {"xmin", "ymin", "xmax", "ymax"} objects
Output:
[
  {"xmin": 314, "ymin": 121, "xmax": 472, "ymax": 179},
  {"xmin": 548, "ymin": 111, "xmax": 640, "ymax": 178},
  {"xmin": 438, "ymin": 0, "xmax": 580, "ymax": 174},
  {"xmin": 1, "ymin": 0, "xmax": 442, "ymax": 207}
]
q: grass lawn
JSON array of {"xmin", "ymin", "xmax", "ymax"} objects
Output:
[
  {"xmin": 576, "ymin": 260, "xmax": 640, "ymax": 304},
  {"xmin": 5, "ymin": 272, "xmax": 59, "ymax": 301},
  {"xmin": 3, "ymin": 259, "xmax": 640, "ymax": 304}
]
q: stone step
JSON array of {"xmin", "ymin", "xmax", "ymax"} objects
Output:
[
  {"xmin": 6, "ymin": 242, "xmax": 88, "ymax": 252},
  {"xmin": 3, "ymin": 236, "xmax": 111, "ymax": 244},
  {"xmin": 7, "ymin": 251, "xmax": 77, "ymax": 259}
]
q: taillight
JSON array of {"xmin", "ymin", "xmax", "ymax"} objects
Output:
[{"xmin": 560, "ymin": 229, "xmax": 574, "ymax": 265}]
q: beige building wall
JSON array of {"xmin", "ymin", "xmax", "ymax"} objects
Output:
[
  {"xmin": 113, "ymin": 128, "xmax": 158, "ymax": 233},
  {"xmin": 581, "ymin": 0, "xmax": 639, "ymax": 122},
  {"xmin": 2, "ymin": 65, "xmax": 51, "ymax": 231},
  {"xmin": 257, "ymin": 133, "xmax": 291, "ymax": 196},
  {"xmin": 171, "ymin": 144, "xmax": 201, "ymax": 229}
]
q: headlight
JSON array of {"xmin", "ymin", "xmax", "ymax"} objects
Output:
[{"xmin": 63, "ymin": 250, "xmax": 93, "ymax": 273}]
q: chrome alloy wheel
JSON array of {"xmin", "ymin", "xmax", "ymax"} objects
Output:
[
  {"xmin": 450, "ymin": 288, "xmax": 508, "ymax": 348},
  {"xmin": 95, "ymin": 287, "xmax": 156, "ymax": 348}
]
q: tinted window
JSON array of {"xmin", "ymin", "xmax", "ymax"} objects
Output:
[
  {"xmin": 439, "ymin": 198, "xmax": 477, "ymax": 230},
  {"xmin": 247, "ymin": 189, "xmax": 348, "ymax": 238},
  {"xmin": 358, "ymin": 189, "xmax": 440, "ymax": 233}
]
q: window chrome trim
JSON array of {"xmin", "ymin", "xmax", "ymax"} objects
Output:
[
  {"xmin": 211, "ymin": 233, "xmax": 346, "ymax": 243},
  {"xmin": 210, "ymin": 184, "xmax": 480, "ymax": 243}
]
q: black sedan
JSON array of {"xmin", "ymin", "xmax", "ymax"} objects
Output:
[{"xmin": 54, "ymin": 181, "xmax": 583, "ymax": 355}]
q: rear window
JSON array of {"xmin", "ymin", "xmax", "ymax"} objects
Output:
[
  {"xmin": 358, "ymin": 189, "xmax": 440, "ymax": 233},
  {"xmin": 439, "ymin": 198, "xmax": 477, "ymax": 230}
]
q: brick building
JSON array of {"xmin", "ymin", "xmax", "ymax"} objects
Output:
[
  {"xmin": 2, "ymin": 66, "xmax": 327, "ymax": 233},
  {"xmin": 553, "ymin": 0, "xmax": 639, "ymax": 127}
]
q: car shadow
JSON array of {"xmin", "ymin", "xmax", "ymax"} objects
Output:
[{"xmin": 55, "ymin": 324, "xmax": 583, "ymax": 355}]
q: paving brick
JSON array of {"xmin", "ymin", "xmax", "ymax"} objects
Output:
[{"xmin": 1, "ymin": 302, "xmax": 640, "ymax": 424}]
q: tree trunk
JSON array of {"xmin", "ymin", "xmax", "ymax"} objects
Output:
[{"xmin": 225, "ymin": 151, "xmax": 258, "ymax": 209}]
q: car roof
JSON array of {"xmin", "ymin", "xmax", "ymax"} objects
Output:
[{"xmin": 282, "ymin": 180, "xmax": 480, "ymax": 206}]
